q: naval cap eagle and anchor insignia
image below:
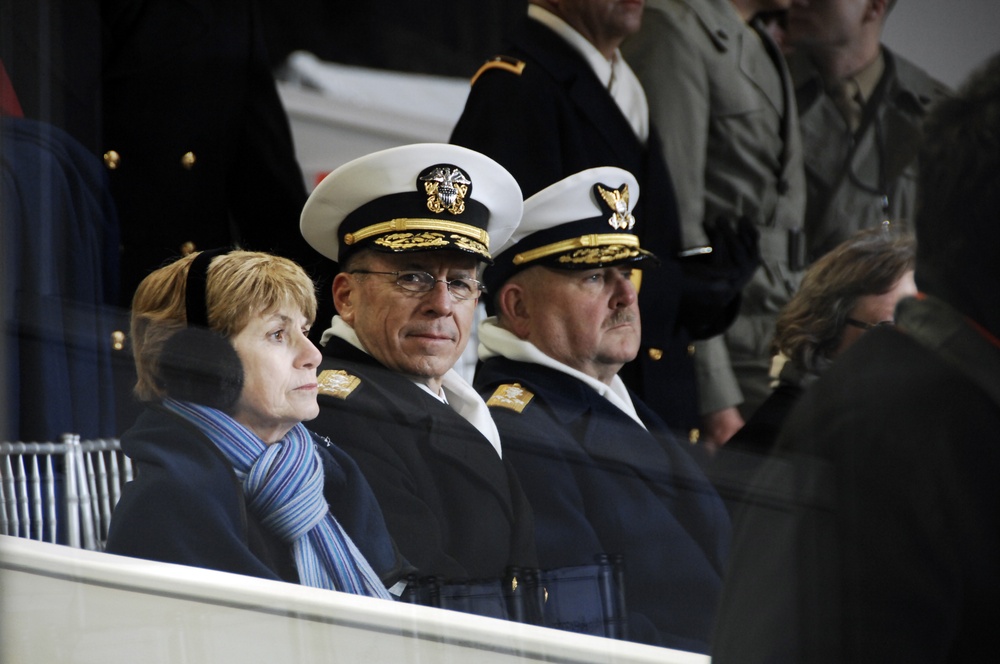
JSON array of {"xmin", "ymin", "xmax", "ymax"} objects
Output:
[
  {"xmin": 595, "ymin": 183, "xmax": 635, "ymax": 231},
  {"xmin": 419, "ymin": 164, "xmax": 472, "ymax": 215}
]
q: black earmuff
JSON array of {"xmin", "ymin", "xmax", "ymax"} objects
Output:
[{"xmin": 158, "ymin": 248, "xmax": 244, "ymax": 411}]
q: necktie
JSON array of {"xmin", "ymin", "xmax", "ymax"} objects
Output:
[{"xmin": 832, "ymin": 79, "xmax": 864, "ymax": 133}]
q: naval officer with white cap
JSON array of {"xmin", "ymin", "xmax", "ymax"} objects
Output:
[
  {"xmin": 474, "ymin": 167, "xmax": 731, "ymax": 651},
  {"xmin": 301, "ymin": 143, "xmax": 539, "ymax": 620}
]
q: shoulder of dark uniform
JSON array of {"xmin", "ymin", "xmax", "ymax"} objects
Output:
[
  {"xmin": 485, "ymin": 382, "xmax": 536, "ymax": 414},
  {"xmin": 470, "ymin": 55, "xmax": 526, "ymax": 86},
  {"xmin": 317, "ymin": 368, "xmax": 362, "ymax": 400}
]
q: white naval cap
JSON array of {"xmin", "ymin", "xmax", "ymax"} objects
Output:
[
  {"xmin": 484, "ymin": 166, "xmax": 658, "ymax": 293},
  {"xmin": 300, "ymin": 143, "xmax": 522, "ymax": 265}
]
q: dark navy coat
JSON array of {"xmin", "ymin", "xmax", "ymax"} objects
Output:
[
  {"xmin": 101, "ymin": 0, "xmax": 330, "ymax": 306},
  {"xmin": 475, "ymin": 356, "xmax": 731, "ymax": 652},
  {"xmin": 107, "ymin": 405, "xmax": 407, "ymax": 586},
  {"xmin": 2, "ymin": 117, "xmax": 119, "ymax": 442},
  {"xmin": 310, "ymin": 337, "xmax": 538, "ymax": 583}
]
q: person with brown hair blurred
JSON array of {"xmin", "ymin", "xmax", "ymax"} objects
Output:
[{"xmin": 725, "ymin": 227, "xmax": 915, "ymax": 460}]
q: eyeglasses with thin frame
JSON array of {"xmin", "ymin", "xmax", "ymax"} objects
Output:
[
  {"xmin": 349, "ymin": 270, "xmax": 486, "ymax": 301},
  {"xmin": 845, "ymin": 317, "xmax": 895, "ymax": 331}
]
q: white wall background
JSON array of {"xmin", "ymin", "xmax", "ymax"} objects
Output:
[{"xmin": 882, "ymin": 0, "xmax": 999, "ymax": 89}]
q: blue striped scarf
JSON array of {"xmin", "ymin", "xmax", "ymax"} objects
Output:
[{"xmin": 164, "ymin": 399, "xmax": 391, "ymax": 599}]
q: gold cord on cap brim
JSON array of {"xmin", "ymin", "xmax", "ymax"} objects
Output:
[
  {"xmin": 345, "ymin": 218, "xmax": 490, "ymax": 248},
  {"xmin": 512, "ymin": 233, "xmax": 640, "ymax": 265}
]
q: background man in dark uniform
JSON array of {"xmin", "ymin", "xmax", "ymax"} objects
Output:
[
  {"xmin": 450, "ymin": 0, "xmax": 757, "ymax": 442},
  {"xmin": 475, "ymin": 166, "xmax": 731, "ymax": 652},
  {"xmin": 300, "ymin": 143, "xmax": 538, "ymax": 619},
  {"xmin": 100, "ymin": 0, "xmax": 339, "ymax": 431},
  {"xmin": 101, "ymin": 0, "xmax": 328, "ymax": 306},
  {"xmin": 1, "ymin": 0, "xmax": 334, "ymax": 437}
]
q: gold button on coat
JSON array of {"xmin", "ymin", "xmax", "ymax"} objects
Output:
[
  {"xmin": 103, "ymin": 150, "xmax": 121, "ymax": 169},
  {"xmin": 647, "ymin": 348, "xmax": 663, "ymax": 361},
  {"xmin": 180, "ymin": 151, "xmax": 197, "ymax": 169},
  {"xmin": 180, "ymin": 241, "xmax": 197, "ymax": 256}
]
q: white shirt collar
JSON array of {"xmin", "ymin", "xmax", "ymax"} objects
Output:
[
  {"xmin": 321, "ymin": 316, "xmax": 503, "ymax": 456},
  {"xmin": 320, "ymin": 314, "xmax": 363, "ymax": 350},
  {"xmin": 527, "ymin": 4, "xmax": 649, "ymax": 142},
  {"xmin": 478, "ymin": 316, "xmax": 647, "ymax": 429}
]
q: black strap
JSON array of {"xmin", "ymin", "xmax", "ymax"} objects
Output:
[
  {"xmin": 750, "ymin": 17, "xmax": 793, "ymax": 180},
  {"xmin": 184, "ymin": 248, "xmax": 230, "ymax": 328},
  {"xmin": 843, "ymin": 51, "xmax": 895, "ymax": 215}
]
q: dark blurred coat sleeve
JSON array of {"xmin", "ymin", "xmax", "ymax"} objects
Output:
[{"xmin": 100, "ymin": 0, "xmax": 332, "ymax": 307}]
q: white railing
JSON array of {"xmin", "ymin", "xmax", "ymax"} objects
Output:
[
  {"xmin": 0, "ymin": 536, "xmax": 708, "ymax": 664},
  {"xmin": 0, "ymin": 435, "xmax": 132, "ymax": 550}
]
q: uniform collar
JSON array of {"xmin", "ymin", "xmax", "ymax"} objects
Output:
[
  {"xmin": 792, "ymin": 48, "xmax": 940, "ymax": 117},
  {"xmin": 846, "ymin": 49, "xmax": 886, "ymax": 107},
  {"xmin": 529, "ymin": 4, "xmax": 616, "ymax": 85},
  {"xmin": 527, "ymin": 5, "xmax": 649, "ymax": 141},
  {"xmin": 478, "ymin": 316, "xmax": 646, "ymax": 429},
  {"xmin": 322, "ymin": 316, "xmax": 503, "ymax": 456}
]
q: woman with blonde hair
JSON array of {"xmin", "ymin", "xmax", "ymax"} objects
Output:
[{"xmin": 107, "ymin": 249, "xmax": 406, "ymax": 597}]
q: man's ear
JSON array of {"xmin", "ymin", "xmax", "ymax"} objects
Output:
[
  {"xmin": 496, "ymin": 281, "xmax": 532, "ymax": 339},
  {"xmin": 867, "ymin": 0, "xmax": 890, "ymax": 22},
  {"xmin": 332, "ymin": 273, "xmax": 356, "ymax": 324}
]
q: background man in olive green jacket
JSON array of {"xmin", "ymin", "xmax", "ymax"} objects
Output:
[{"xmin": 785, "ymin": 0, "xmax": 949, "ymax": 261}]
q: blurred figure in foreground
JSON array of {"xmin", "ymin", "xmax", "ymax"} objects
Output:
[{"xmin": 712, "ymin": 52, "xmax": 1000, "ymax": 663}]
